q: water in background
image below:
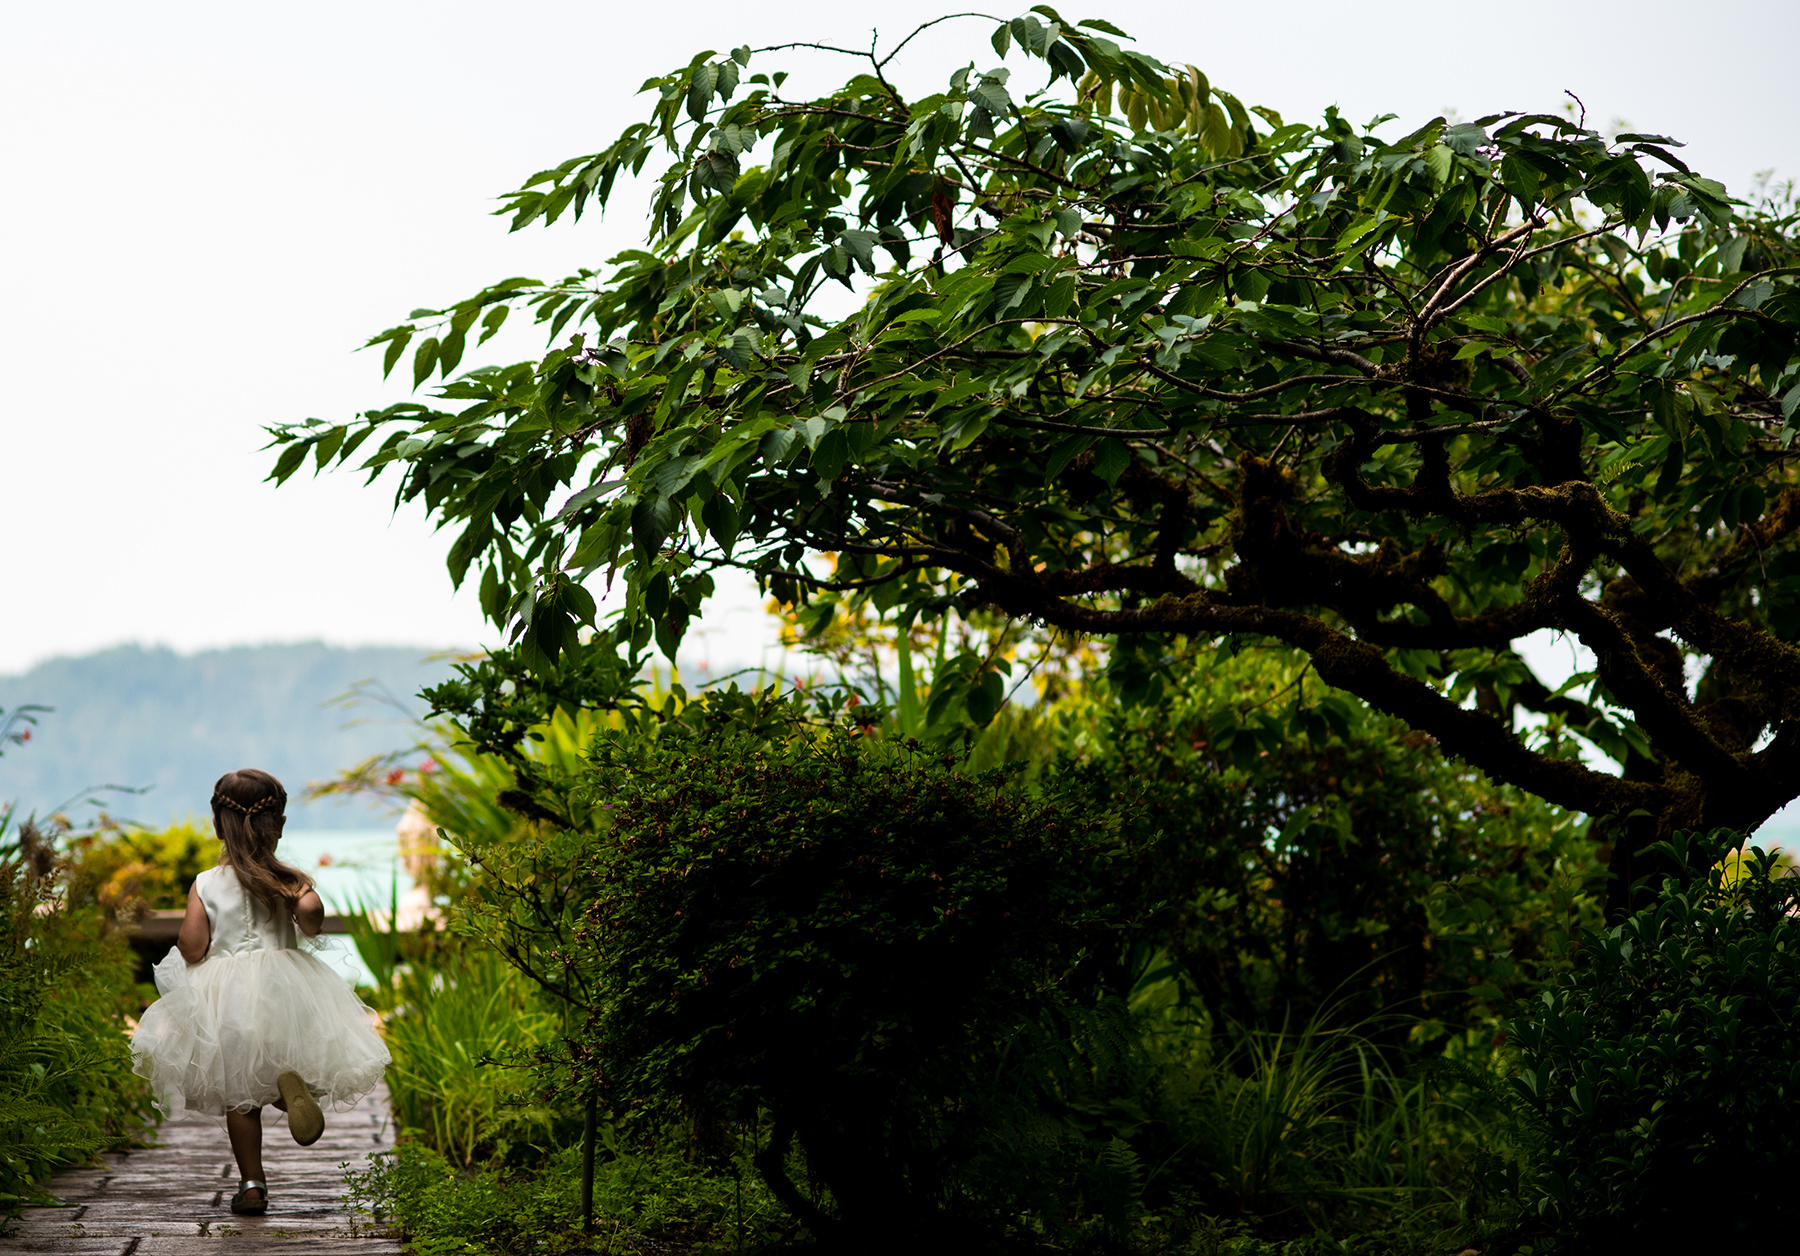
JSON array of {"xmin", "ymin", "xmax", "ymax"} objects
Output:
[
  {"xmin": 1756, "ymin": 807, "xmax": 1800, "ymax": 859},
  {"xmin": 279, "ymin": 826, "xmax": 417, "ymax": 988}
]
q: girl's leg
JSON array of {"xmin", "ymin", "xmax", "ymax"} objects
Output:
[{"xmin": 225, "ymin": 1107, "xmax": 265, "ymax": 1205}]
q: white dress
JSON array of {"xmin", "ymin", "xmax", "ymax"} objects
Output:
[{"xmin": 130, "ymin": 865, "xmax": 390, "ymax": 1122}]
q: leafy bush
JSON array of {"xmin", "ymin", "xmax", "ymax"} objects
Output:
[
  {"xmin": 360, "ymin": 910, "xmax": 797, "ymax": 1254},
  {"xmin": 993, "ymin": 989, "xmax": 1517, "ymax": 1253},
  {"xmin": 1506, "ymin": 831, "xmax": 1800, "ymax": 1249},
  {"xmin": 1054, "ymin": 648, "xmax": 1602, "ymax": 1051},
  {"xmin": 345, "ymin": 1129, "xmax": 792, "ymax": 1256},
  {"xmin": 565, "ymin": 725, "xmax": 1137, "ymax": 1246},
  {"xmin": 335, "ymin": 653, "xmax": 1604, "ymax": 1249},
  {"xmin": 389, "ymin": 648, "xmax": 1582, "ymax": 1248},
  {"xmin": 59, "ymin": 817, "xmax": 220, "ymax": 926},
  {"xmin": 0, "ymin": 818, "xmax": 155, "ymax": 1214}
]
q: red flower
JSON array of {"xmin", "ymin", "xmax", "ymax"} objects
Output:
[
  {"xmin": 19, "ymin": 729, "xmax": 29, "ymax": 742},
  {"xmin": 385, "ymin": 768, "xmax": 405, "ymax": 786},
  {"xmin": 317, "ymin": 853, "xmax": 334, "ymax": 867},
  {"xmin": 420, "ymin": 759, "xmax": 437, "ymax": 773}
]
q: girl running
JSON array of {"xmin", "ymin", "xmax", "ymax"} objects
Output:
[{"xmin": 130, "ymin": 768, "xmax": 389, "ymax": 1215}]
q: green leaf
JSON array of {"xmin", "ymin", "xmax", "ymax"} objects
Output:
[
  {"xmin": 650, "ymin": 455, "xmax": 698, "ymax": 498},
  {"xmin": 632, "ymin": 494, "xmax": 676, "ymax": 561},
  {"xmin": 439, "ymin": 328, "xmax": 466, "ymax": 377},
  {"xmin": 380, "ymin": 329, "xmax": 413, "ymax": 379},
  {"xmin": 896, "ymin": 630, "xmax": 921, "ymax": 737},
  {"xmin": 687, "ymin": 62, "xmax": 719, "ymax": 123},
  {"xmin": 701, "ymin": 149, "xmax": 740, "ymax": 192},
  {"xmin": 1735, "ymin": 280, "xmax": 1774, "ymax": 311},
  {"xmin": 1425, "ymin": 144, "xmax": 1454, "ymax": 185},
  {"xmin": 477, "ymin": 305, "xmax": 509, "ymax": 345},
  {"xmin": 1093, "ymin": 437, "xmax": 1132, "ymax": 485},
  {"xmin": 313, "ymin": 425, "xmax": 346, "ymax": 470},
  {"xmin": 813, "ymin": 428, "xmax": 850, "ymax": 482},
  {"xmin": 971, "ymin": 77, "xmax": 1013, "ymax": 120},
  {"xmin": 1045, "ymin": 435, "xmax": 1093, "ymax": 480},
  {"xmin": 1049, "ymin": 114, "xmax": 1090, "ymax": 152},
  {"xmin": 1045, "ymin": 41, "xmax": 1085, "ymax": 81},
  {"xmin": 269, "ymin": 441, "xmax": 309, "ymax": 485},
  {"xmin": 1500, "ymin": 154, "xmax": 1540, "ymax": 209},
  {"xmin": 447, "ymin": 517, "xmax": 491, "ymax": 588},
  {"xmin": 839, "ymin": 229, "xmax": 878, "ymax": 273},
  {"xmin": 721, "ymin": 329, "xmax": 761, "ymax": 371},
  {"xmin": 966, "ymin": 668, "xmax": 1004, "ymax": 725},
  {"xmin": 700, "ymin": 491, "xmax": 741, "ymax": 557},
  {"xmin": 991, "ymin": 271, "xmax": 1032, "ymax": 314},
  {"xmin": 411, "ymin": 337, "xmax": 440, "ymax": 389},
  {"xmin": 479, "ymin": 562, "xmax": 504, "ymax": 621}
]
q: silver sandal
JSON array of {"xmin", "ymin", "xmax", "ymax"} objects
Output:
[{"xmin": 230, "ymin": 1178, "xmax": 268, "ymax": 1215}]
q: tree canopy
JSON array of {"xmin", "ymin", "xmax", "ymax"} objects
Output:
[{"xmin": 270, "ymin": 10, "xmax": 1800, "ymax": 872}]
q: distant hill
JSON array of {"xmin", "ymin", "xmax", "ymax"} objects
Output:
[{"xmin": 0, "ymin": 643, "xmax": 465, "ymax": 830}]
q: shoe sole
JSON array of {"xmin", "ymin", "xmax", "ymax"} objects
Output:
[{"xmin": 277, "ymin": 1070, "xmax": 325, "ymax": 1147}]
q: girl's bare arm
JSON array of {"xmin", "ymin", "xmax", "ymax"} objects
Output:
[
  {"xmin": 294, "ymin": 888, "xmax": 325, "ymax": 938},
  {"xmin": 176, "ymin": 881, "xmax": 210, "ymax": 963}
]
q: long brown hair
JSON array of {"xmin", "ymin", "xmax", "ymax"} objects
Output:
[{"xmin": 211, "ymin": 768, "xmax": 313, "ymax": 913}]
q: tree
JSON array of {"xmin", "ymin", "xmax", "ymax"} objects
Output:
[{"xmin": 270, "ymin": 10, "xmax": 1800, "ymax": 910}]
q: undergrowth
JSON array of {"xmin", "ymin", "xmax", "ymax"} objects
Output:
[
  {"xmin": 0, "ymin": 811, "xmax": 155, "ymax": 1216},
  {"xmin": 344, "ymin": 1132, "xmax": 792, "ymax": 1255}
]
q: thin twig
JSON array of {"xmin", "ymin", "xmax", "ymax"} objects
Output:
[{"xmin": 876, "ymin": 13, "xmax": 1002, "ymax": 68}]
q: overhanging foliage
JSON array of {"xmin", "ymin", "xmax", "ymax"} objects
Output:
[{"xmin": 270, "ymin": 9, "xmax": 1800, "ymax": 846}]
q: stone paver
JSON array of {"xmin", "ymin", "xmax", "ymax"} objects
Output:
[{"xmin": 2, "ymin": 1085, "xmax": 400, "ymax": 1255}]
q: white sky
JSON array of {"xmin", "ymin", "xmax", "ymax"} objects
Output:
[{"xmin": 3, "ymin": 0, "xmax": 1796, "ymax": 678}]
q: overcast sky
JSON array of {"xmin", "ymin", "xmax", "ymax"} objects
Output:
[{"xmin": 3, "ymin": 0, "xmax": 1796, "ymax": 678}]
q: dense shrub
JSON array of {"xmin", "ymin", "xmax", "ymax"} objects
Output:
[
  {"xmin": 0, "ymin": 819, "xmax": 155, "ymax": 1214},
  {"xmin": 1049, "ymin": 650, "xmax": 1601, "ymax": 1052},
  {"xmin": 1507, "ymin": 831, "xmax": 1800, "ymax": 1250},
  {"xmin": 348, "ymin": 902, "xmax": 795, "ymax": 1253},
  {"xmin": 389, "ymin": 656, "xmax": 1590, "ymax": 1250},
  {"xmin": 345, "ymin": 1129, "xmax": 791, "ymax": 1256},
  {"xmin": 565, "ymin": 726, "xmax": 1138, "ymax": 1247},
  {"xmin": 59, "ymin": 818, "xmax": 220, "ymax": 926}
]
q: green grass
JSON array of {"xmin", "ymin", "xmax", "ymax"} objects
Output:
[
  {"xmin": 379, "ymin": 946, "xmax": 564, "ymax": 1168},
  {"xmin": 1118, "ymin": 990, "xmax": 1518, "ymax": 1251},
  {"xmin": 344, "ymin": 1121, "xmax": 796, "ymax": 1254}
]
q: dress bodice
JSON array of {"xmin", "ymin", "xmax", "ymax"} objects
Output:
[{"xmin": 196, "ymin": 865, "xmax": 299, "ymax": 956}]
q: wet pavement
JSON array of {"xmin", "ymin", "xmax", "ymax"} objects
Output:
[{"xmin": 1, "ymin": 1084, "xmax": 400, "ymax": 1255}]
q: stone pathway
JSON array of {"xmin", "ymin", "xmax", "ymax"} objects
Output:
[{"xmin": 1, "ymin": 1084, "xmax": 401, "ymax": 1255}]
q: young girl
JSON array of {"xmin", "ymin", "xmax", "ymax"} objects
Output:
[{"xmin": 130, "ymin": 768, "xmax": 390, "ymax": 1216}]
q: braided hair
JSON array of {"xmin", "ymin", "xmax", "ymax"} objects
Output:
[{"xmin": 211, "ymin": 768, "xmax": 313, "ymax": 914}]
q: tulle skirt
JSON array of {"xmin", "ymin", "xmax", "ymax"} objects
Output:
[{"xmin": 131, "ymin": 945, "xmax": 390, "ymax": 1124}]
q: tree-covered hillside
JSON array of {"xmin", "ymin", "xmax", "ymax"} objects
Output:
[{"xmin": 0, "ymin": 643, "xmax": 461, "ymax": 829}]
